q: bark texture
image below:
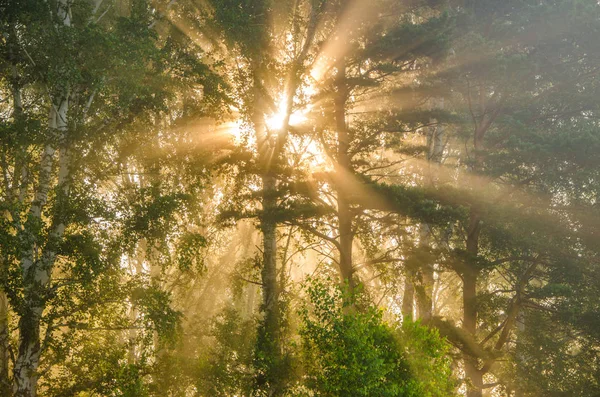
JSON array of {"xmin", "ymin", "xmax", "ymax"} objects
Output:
[
  {"xmin": 13, "ymin": 3, "xmax": 72, "ymax": 395},
  {"xmin": 401, "ymin": 275, "xmax": 415, "ymax": 320}
]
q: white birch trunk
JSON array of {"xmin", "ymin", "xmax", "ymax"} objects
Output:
[{"xmin": 13, "ymin": 2, "xmax": 72, "ymax": 394}]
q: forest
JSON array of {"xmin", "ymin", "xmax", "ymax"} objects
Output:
[{"xmin": 1, "ymin": 0, "xmax": 600, "ymax": 396}]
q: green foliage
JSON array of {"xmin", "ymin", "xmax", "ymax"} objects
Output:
[
  {"xmin": 176, "ymin": 232, "xmax": 207, "ymax": 273},
  {"xmin": 298, "ymin": 278, "xmax": 456, "ymax": 397},
  {"xmin": 197, "ymin": 307, "xmax": 256, "ymax": 396},
  {"xmin": 131, "ymin": 282, "xmax": 182, "ymax": 344},
  {"xmin": 399, "ymin": 320, "xmax": 457, "ymax": 396},
  {"xmin": 511, "ymin": 310, "xmax": 600, "ymax": 396},
  {"xmin": 41, "ymin": 332, "xmax": 151, "ymax": 397},
  {"xmin": 210, "ymin": 0, "xmax": 271, "ymax": 58},
  {"xmin": 364, "ymin": 181, "xmax": 467, "ymax": 225},
  {"xmin": 1, "ymin": 0, "xmax": 600, "ymax": 396}
]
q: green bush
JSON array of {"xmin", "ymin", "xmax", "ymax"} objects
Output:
[{"xmin": 297, "ymin": 278, "xmax": 456, "ymax": 397}]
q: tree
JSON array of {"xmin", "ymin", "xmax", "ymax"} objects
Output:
[
  {"xmin": 0, "ymin": 0, "xmax": 226, "ymax": 394},
  {"xmin": 1, "ymin": 0, "xmax": 599, "ymax": 395},
  {"xmin": 298, "ymin": 277, "xmax": 456, "ymax": 397},
  {"xmin": 425, "ymin": 1, "xmax": 600, "ymax": 395},
  {"xmin": 209, "ymin": 0, "xmax": 324, "ymax": 393}
]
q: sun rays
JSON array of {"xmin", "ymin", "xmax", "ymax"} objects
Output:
[{"xmin": 151, "ymin": 0, "xmax": 590, "ymax": 260}]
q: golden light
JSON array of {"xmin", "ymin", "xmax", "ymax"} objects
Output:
[
  {"xmin": 309, "ymin": 0, "xmax": 379, "ymax": 81},
  {"xmin": 220, "ymin": 120, "xmax": 245, "ymax": 143},
  {"xmin": 265, "ymin": 94, "xmax": 311, "ymax": 132},
  {"xmin": 289, "ymin": 108, "xmax": 309, "ymax": 126},
  {"xmin": 265, "ymin": 98, "xmax": 288, "ymax": 131}
]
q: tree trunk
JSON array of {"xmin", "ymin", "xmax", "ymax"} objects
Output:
[
  {"xmin": 514, "ymin": 309, "xmax": 526, "ymax": 397},
  {"xmin": 251, "ymin": 6, "xmax": 320, "ymax": 389},
  {"xmin": 251, "ymin": 63, "xmax": 284, "ymax": 393},
  {"xmin": 402, "ymin": 274, "xmax": 415, "ymax": 320},
  {"xmin": 464, "ymin": 209, "xmax": 482, "ymax": 397},
  {"xmin": 260, "ymin": 173, "xmax": 280, "ymax": 342},
  {"xmin": 463, "ymin": 269, "xmax": 482, "ymax": 397},
  {"xmin": 13, "ymin": 0, "xmax": 71, "ymax": 385},
  {"xmin": 416, "ymin": 224, "xmax": 435, "ymax": 321},
  {"xmin": 0, "ymin": 293, "xmax": 10, "ymax": 395},
  {"xmin": 14, "ymin": 91, "xmax": 70, "ymax": 396},
  {"xmin": 334, "ymin": 56, "xmax": 355, "ymax": 294}
]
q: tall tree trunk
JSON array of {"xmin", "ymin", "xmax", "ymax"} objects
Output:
[
  {"xmin": 14, "ymin": 4, "xmax": 71, "ymax": 394},
  {"xmin": 464, "ymin": 210, "xmax": 482, "ymax": 397},
  {"xmin": 258, "ymin": 174, "xmax": 281, "ymax": 393},
  {"xmin": 334, "ymin": 56, "xmax": 355, "ymax": 294},
  {"xmin": 416, "ymin": 224, "xmax": 435, "ymax": 321},
  {"xmin": 14, "ymin": 95, "xmax": 70, "ymax": 396},
  {"xmin": 261, "ymin": 174, "xmax": 279, "ymax": 328},
  {"xmin": 251, "ymin": 6, "xmax": 320, "ymax": 390},
  {"xmin": 514, "ymin": 309, "xmax": 526, "ymax": 397},
  {"xmin": 252, "ymin": 68, "xmax": 284, "ymax": 394}
]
